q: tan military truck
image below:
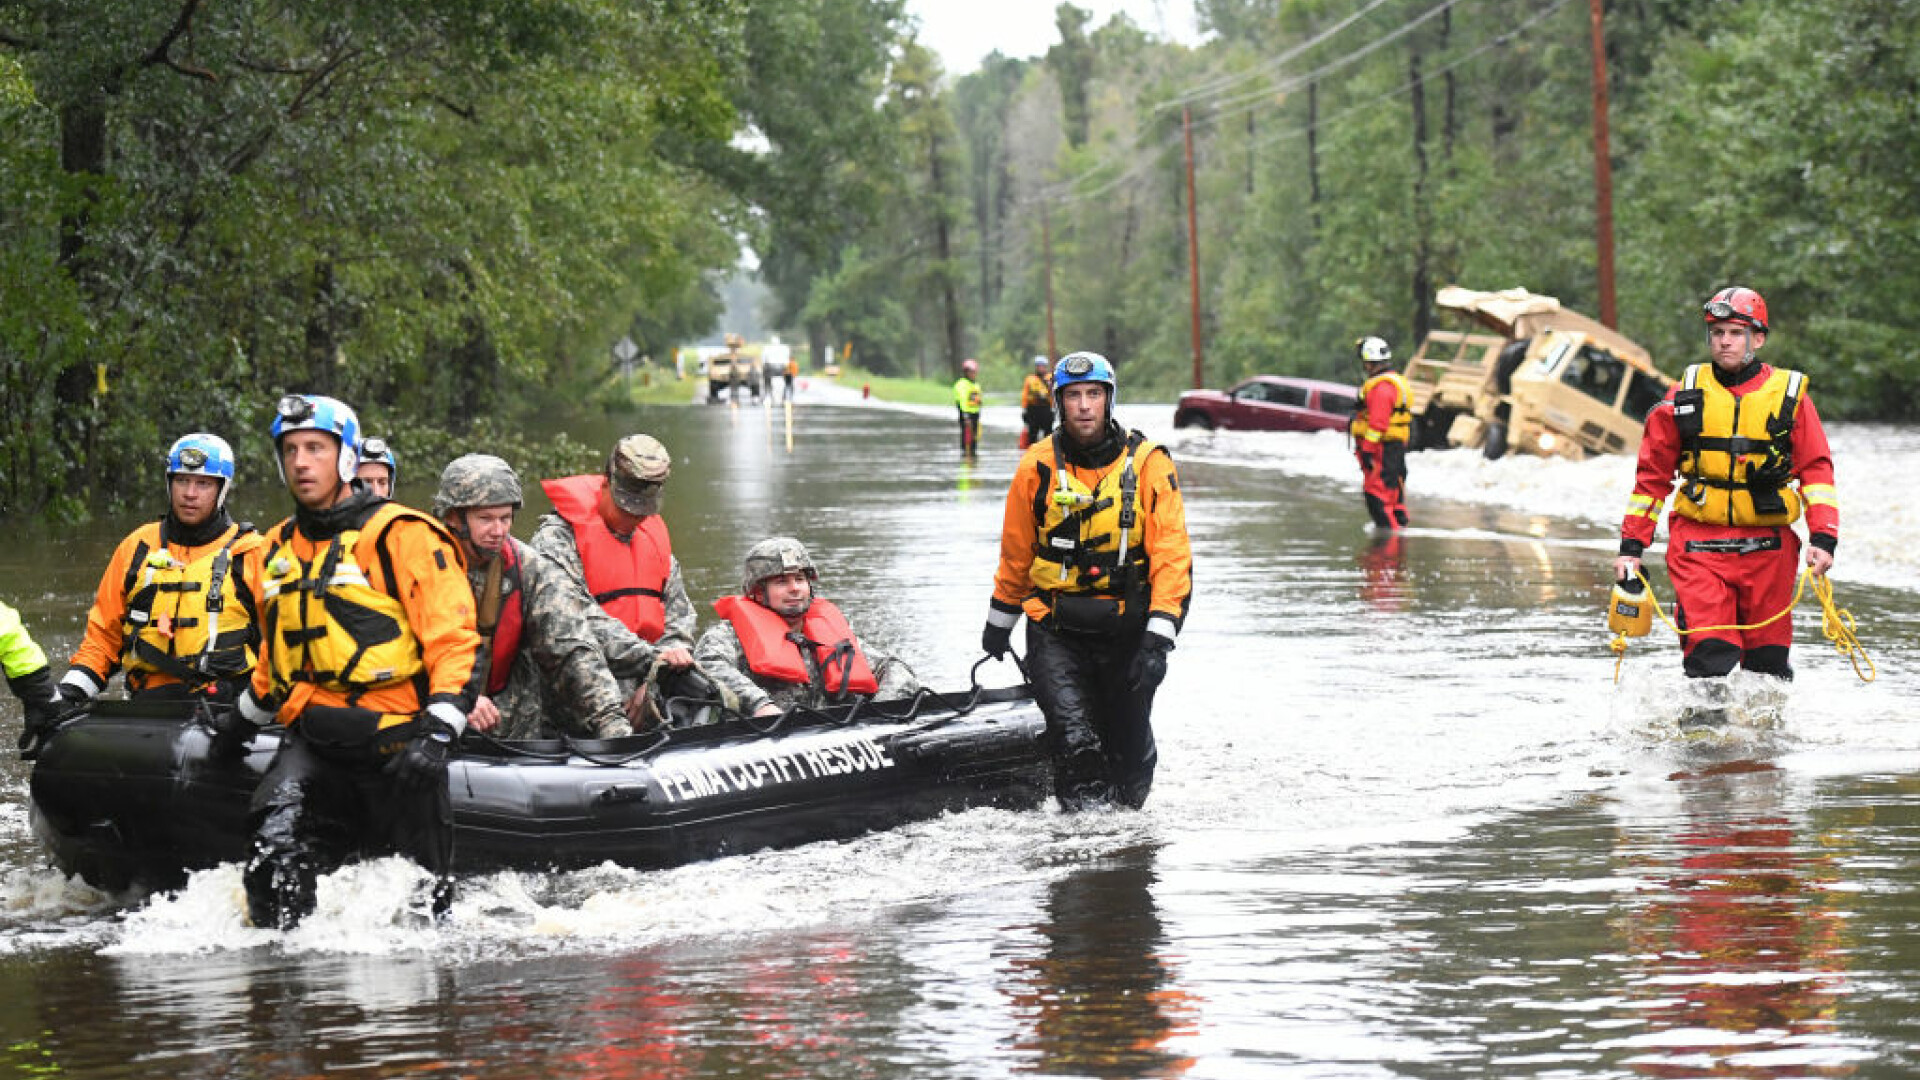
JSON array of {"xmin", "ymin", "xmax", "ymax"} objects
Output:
[
  {"xmin": 1404, "ymin": 286, "xmax": 1673, "ymax": 459},
  {"xmin": 707, "ymin": 334, "xmax": 763, "ymax": 402}
]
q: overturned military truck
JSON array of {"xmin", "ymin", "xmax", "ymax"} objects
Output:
[{"xmin": 1405, "ymin": 286, "xmax": 1673, "ymax": 460}]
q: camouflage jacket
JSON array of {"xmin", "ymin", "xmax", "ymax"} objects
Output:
[
  {"xmin": 693, "ymin": 613, "xmax": 920, "ymax": 716},
  {"xmin": 529, "ymin": 513, "xmax": 698, "ymax": 686},
  {"xmin": 465, "ymin": 538, "xmax": 631, "ymax": 740}
]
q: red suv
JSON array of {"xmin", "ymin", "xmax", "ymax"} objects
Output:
[{"xmin": 1174, "ymin": 376, "xmax": 1358, "ymax": 433}]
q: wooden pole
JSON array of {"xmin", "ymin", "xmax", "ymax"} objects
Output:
[
  {"xmin": 1588, "ymin": 0, "xmax": 1618, "ymax": 329},
  {"xmin": 1183, "ymin": 106, "xmax": 1204, "ymax": 389}
]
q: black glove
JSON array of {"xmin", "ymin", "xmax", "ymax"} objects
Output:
[
  {"xmin": 388, "ymin": 719, "xmax": 457, "ymax": 791},
  {"xmin": 981, "ymin": 621, "xmax": 1013, "ymax": 660},
  {"xmin": 1127, "ymin": 637, "xmax": 1173, "ymax": 692},
  {"xmin": 12, "ymin": 667, "xmax": 63, "ymax": 759},
  {"xmin": 55, "ymin": 681, "xmax": 90, "ymax": 708}
]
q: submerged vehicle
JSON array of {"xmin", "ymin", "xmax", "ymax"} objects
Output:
[
  {"xmin": 1405, "ymin": 286, "xmax": 1673, "ymax": 459},
  {"xmin": 30, "ymin": 688, "xmax": 1049, "ymax": 894}
]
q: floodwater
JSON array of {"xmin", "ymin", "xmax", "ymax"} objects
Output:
[{"xmin": 4, "ymin": 382, "xmax": 1919, "ymax": 1078}]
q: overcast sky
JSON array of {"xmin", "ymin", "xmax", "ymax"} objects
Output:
[{"xmin": 906, "ymin": 0, "xmax": 1204, "ymax": 75}]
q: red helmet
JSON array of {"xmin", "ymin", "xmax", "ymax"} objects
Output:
[
  {"xmin": 1702, "ymin": 286, "xmax": 1768, "ymax": 334},
  {"xmin": 960, "ymin": 358, "xmax": 978, "ymax": 377}
]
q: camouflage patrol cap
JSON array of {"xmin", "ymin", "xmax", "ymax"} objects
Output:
[
  {"xmin": 606, "ymin": 434, "xmax": 671, "ymax": 516},
  {"xmin": 742, "ymin": 536, "xmax": 818, "ymax": 596},
  {"xmin": 432, "ymin": 453, "xmax": 524, "ymax": 519}
]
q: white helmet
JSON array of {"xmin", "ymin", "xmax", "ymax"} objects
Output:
[{"xmin": 1356, "ymin": 336, "xmax": 1392, "ymax": 365}]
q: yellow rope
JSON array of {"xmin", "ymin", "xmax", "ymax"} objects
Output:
[
  {"xmin": 1812, "ymin": 573, "xmax": 1876, "ymax": 682},
  {"xmin": 1609, "ymin": 566, "xmax": 1874, "ymax": 684}
]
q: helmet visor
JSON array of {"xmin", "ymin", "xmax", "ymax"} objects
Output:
[{"xmin": 1703, "ymin": 299, "xmax": 1739, "ymax": 321}]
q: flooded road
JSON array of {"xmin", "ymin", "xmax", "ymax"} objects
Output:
[{"xmin": 3, "ymin": 392, "xmax": 1919, "ymax": 1077}]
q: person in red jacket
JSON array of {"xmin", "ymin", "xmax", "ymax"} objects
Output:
[
  {"xmin": 1613, "ymin": 286, "xmax": 1838, "ymax": 685},
  {"xmin": 1349, "ymin": 335, "xmax": 1411, "ymax": 529}
]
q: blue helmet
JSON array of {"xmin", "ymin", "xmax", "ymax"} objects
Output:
[
  {"xmin": 270, "ymin": 393, "xmax": 362, "ymax": 484},
  {"xmin": 358, "ymin": 435, "xmax": 398, "ymax": 485},
  {"xmin": 166, "ymin": 433, "xmax": 236, "ymax": 510},
  {"xmin": 1052, "ymin": 351, "xmax": 1117, "ymax": 414}
]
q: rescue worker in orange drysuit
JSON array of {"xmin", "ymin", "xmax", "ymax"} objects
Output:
[
  {"xmin": 981, "ymin": 352, "xmax": 1193, "ymax": 810},
  {"xmin": 1612, "ymin": 286, "xmax": 1838, "ymax": 684}
]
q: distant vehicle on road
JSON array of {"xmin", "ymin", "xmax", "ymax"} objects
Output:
[{"xmin": 1174, "ymin": 375, "xmax": 1359, "ymax": 433}]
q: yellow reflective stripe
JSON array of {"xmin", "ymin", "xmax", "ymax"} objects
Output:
[
  {"xmin": 1626, "ymin": 494, "xmax": 1661, "ymax": 519},
  {"xmin": 1802, "ymin": 483, "xmax": 1838, "ymax": 508}
]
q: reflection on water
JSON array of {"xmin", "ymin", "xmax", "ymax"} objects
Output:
[
  {"xmin": 1610, "ymin": 761, "xmax": 1855, "ymax": 1078},
  {"xmin": 1002, "ymin": 846, "xmax": 1198, "ymax": 1078}
]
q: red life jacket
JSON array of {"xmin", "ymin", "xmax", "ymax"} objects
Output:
[
  {"xmin": 712, "ymin": 595, "xmax": 880, "ymax": 695},
  {"xmin": 483, "ymin": 541, "xmax": 526, "ymax": 695},
  {"xmin": 541, "ymin": 474, "xmax": 672, "ymax": 641}
]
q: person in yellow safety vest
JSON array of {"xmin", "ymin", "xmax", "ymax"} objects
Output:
[
  {"xmin": 230, "ymin": 393, "xmax": 482, "ymax": 929},
  {"xmin": 1021, "ymin": 355, "xmax": 1055, "ymax": 448},
  {"xmin": 981, "ymin": 352, "xmax": 1193, "ymax": 811},
  {"xmin": 1613, "ymin": 286, "xmax": 1838, "ymax": 693},
  {"xmin": 60, "ymin": 433, "xmax": 266, "ymax": 710},
  {"xmin": 3, "ymin": 601, "xmax": 65, "ymax": 759},
  {"xmin": 1349, "ymin": 335, "xmax": 1412, "ymax": 529},
  {"xmin": 954, "ymin": 358, "xmax": 984, "ymax": 458},
  {"xmin": 697, "ymin": 537, "xmax": 920, "ymax": 718}
]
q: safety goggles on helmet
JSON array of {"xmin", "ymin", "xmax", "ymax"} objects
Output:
[
  {"xmin": 361, "ymin": 436, "xmax": 392, "ymax": 460},
  {"xmin": 178, "ymin": 447, "xmax": 208, "ymax": 469},
  {"xmin": 1701, "ymin": 287, "xmax": 1768, "ymax": 334}
]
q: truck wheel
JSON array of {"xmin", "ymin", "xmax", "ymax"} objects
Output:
[{"xmin": 1483, "ymin": 421, "xmax": 1509, "ymax": 461}]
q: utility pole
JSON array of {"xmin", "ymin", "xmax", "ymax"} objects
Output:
[
  {"xmin": 1183, "ymin": 106, "xmax": 1204, "ymax": 389},
  {"xmin": 1042, "ymin": 201, "xmax": 1058, "ymax": 361},
  {"xmin": 1588, "ymin": 0, "xmax": 1618, "ymax": 329}
]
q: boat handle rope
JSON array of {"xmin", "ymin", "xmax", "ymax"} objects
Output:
[
  {"xmin": 1610, "ymin": 566, "xmax": 1874, "ymax": 684},
  {"xmin": 452, "ymin": 651, "xmax": 1036, "ymax": 768}
]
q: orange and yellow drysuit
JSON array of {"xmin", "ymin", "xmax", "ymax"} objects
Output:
[
  {"xmin": 65, "ymin": 518, "xmax": 265, "ymax": 699},
  {"xmin": 988, "ymin": 426, "xmax": 1192, "ymax": 809},
  {"xmin": 1619, "ymin": 360, "xmax": 1838, "ymax": 678},
  {"xmin": 241, "ymin": 500, "xmax": 480, "ymax": 737}
]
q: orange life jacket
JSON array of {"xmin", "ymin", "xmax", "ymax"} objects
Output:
[
  {"xmin": 712, "ymin": 595, "xmax": 880, "ymax": 695},
  {"xmin": 541, "ymin": 474, "xmax": 672, "ymax": 641},
  {"xmin": 481, "ymin": 541, "xmax": 526, "ymax": 696}
]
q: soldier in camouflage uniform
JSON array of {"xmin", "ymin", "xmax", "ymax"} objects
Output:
[
  {"xmin": 432, "ymin": 454, "xmax": 631, "ymax": 740},
  {"xmin": 530, "ymin": 434, "xmax": 697, "ymax": 723},
  {"xmin": 696, "ymin": 537, "xmax": 919, "ymax": 717}
]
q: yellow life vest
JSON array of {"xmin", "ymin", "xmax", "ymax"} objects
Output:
[
  {"xmin": 259, "ymin": 503, "xmax": 429, "ymax": 698},
  {"xmin": 1672, "ymin": 363, "xmax": 1805, "ymax": 527},
  {"xmin": 1349, "ymin": 372, "xmax": 1412, "ymax": 442},
  {"xmin": 120, "ymin": 521, "xmax": 258, "ymax": 685},
  {"xmin": 954, "ymin": 377, "xmax": 983, "ymax": 414},
  {"xmin": 1028, "ymin": 433, "xmax": 1157, "ymax": 598}
]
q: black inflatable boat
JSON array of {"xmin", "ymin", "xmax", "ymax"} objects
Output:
[{"xmin": 30, "ymin": 687, "xmax": 1051, "ymax": 893}]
